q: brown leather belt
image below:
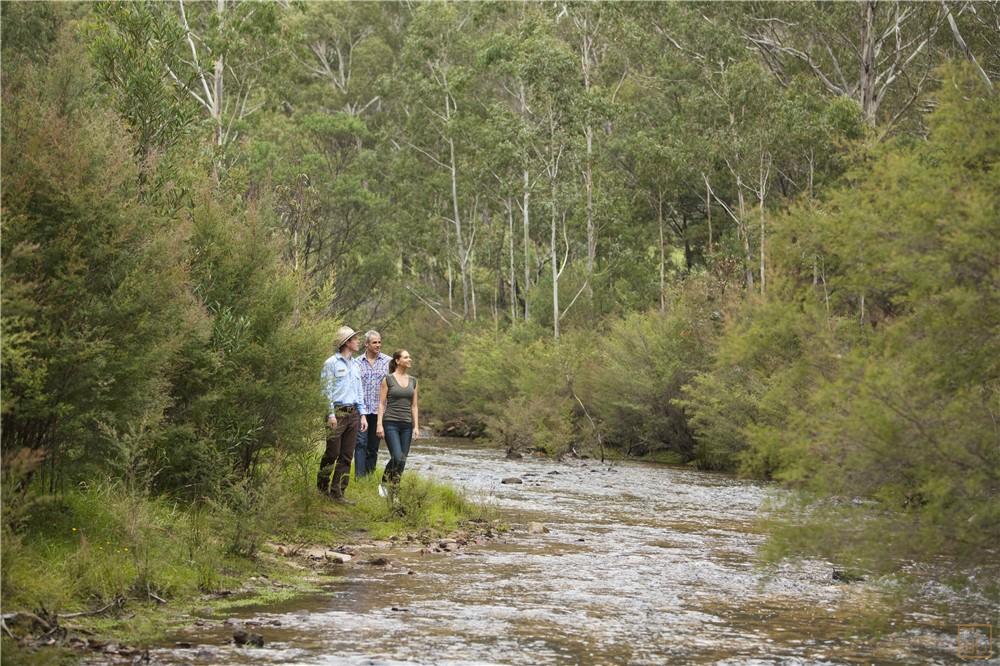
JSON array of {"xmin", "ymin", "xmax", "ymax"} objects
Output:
[{"xmin": 334, "ymin": 405, "xmax": 356, "ymax": 414}]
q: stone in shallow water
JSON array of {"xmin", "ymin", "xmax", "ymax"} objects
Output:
[
  {"xmin": 501, "ymin": 477, "xmax": 523, "ymax": 484},
  {"xmin": 233, "ymin": 629, "xmax": 264, "ymax": 647},
  {"xmin": 326, "ymin": 551, "xmax": 352, "ymax": 564},
  {"xmin": 528, "ymin": 522, "xmax": 549, "ymax": 534}
]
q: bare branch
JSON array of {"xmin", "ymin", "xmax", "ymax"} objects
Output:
[
  {"xmin": 400, "ymin": 139, "xmax": 451, "ymax": 171},
  {"xmin": 165, "ymin": 63, "xmax": 210, "ymax": 110},
  {"xmin": 743, "ymin": 33, "xmax": 846, "ymax": 96},
  {"xmin": 406, "ymin": 286, "xmax": 453, "ymax": 327},
  {"xmin": 559, "ymin": 279, "xmax": 591, "ymax": 322},
  {"xmin": 943, "ymin": 0, "xmax": 995, "ymax": 89},
  {"xmin": 177, "ymin": 0, "xmax": 215, "ymax": 108},
  {"xmin": 703, "ymin": 173, "xmax": 742, "ymax": 227}
]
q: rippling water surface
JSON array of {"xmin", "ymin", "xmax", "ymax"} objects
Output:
[{"xmin": 137, "ymin": 439, "xmax": 996, "ymax": 665}]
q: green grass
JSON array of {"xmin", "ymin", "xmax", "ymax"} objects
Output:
[
  {"xmin": 331, "ymin": 469, "xmax": 494, "ymax": 540},
  {"xmin": 1, "ymin": 466, "xmax": 494, "ymax": 653}
]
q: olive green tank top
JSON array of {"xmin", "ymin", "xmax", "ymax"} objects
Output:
[{"xmin": 384, "ymin": 374, "xmax": 416, "ymax": 423}]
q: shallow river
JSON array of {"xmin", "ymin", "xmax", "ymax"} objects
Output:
[{"xmin": 147, "ymin": 439, "xmax": 996, "ymax": 665}]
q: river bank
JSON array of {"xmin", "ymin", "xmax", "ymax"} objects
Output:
[
  {"xmin": 1, "ymin": 467, "xmax": 502, "ymax": 665},
  {"xmin": 5, "ymin": 439, "xmax": 996, "ymax": 665}
]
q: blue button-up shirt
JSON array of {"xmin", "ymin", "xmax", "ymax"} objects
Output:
[
  {"xmin": 357, "ymin": 352, "xmax": 391, "ymax": 415},
  {"xmin": 321, "ymin": 352, "xmax": 364, "ymax": 415}
]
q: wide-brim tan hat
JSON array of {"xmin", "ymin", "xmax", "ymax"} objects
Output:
[{"xmin": 334, "ymin": 325, "xmax": 359, "ymax": 350}]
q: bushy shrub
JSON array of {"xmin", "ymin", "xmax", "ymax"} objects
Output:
[
  {"xmin": 578, "ymin": 274, "xmax": 730, "ymax": 460},
  {"xmin": 1, "ymin": 19, "xmax": 328, "ymax": 521},
  {"xmin": 157, "ymin": 194, "xmax": 327, "ymax": 497},
  {"xmin": 1, "ymin": 27, "xmax": 196, "ymax": 491},
  {"xmin": 683, "ymin": 64, "xmax": 1000, "ymax": 564}
]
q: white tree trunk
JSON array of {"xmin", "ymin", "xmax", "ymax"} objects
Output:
[
  {"xmin": 585, "ymin": 125, "xmax": 595, "ymax": 277},
  {"xmin": 508, "ymin": 198, "xmax": 517, "ymax": 321},
  {"xmin": 551, "ymin": 182, "xmax": 560, "ymax": 340},
  {"xmin": 736, "ymin": 178, "xmax": 754, "ymax": 290},
  {"xmin": 213, "ymin": 0, "xmax": 225, "ymax": 147},
  {"xmin": 658, "ymin": 195, "xmax": 666, "ymax": 313},
  {"xmin": 522, "ymin": 169, "xmax": 531, "ymax": 321},
  {"xmin": 759, "ymin": 194, "xmax": 766, "ymax": 296},
  {"xmin": 859, "ymin": 0, "xmax": 877, "ymax": 126},
  {"xmin": 706, "ymin": 179, "xmax": 713, "ymax": 254},
  {"xmin": 448, "ymin": 133, "xmax": 470, "ymax": 320}
]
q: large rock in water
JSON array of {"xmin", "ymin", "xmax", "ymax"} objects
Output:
[
  {"xmin": 501, "ymin": 477, "xmax": 523, "ymax": 484},
  {"xmin": 527, "ymin": 522, "xmax": 550, "ymax": 534},
  {"xmin": 233, "ymin": 629, "xmax": 264, "ymax": 647}
]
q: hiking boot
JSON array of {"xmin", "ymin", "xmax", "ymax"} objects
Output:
[
  {"xmin": 378, "ymin": 483, "xmax": 388, "ymax": 498},
  {"xmin": 332, "ymin": 496, "xmax": 356, "ymax": 506}
]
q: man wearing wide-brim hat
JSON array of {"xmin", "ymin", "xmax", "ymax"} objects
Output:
[{"xmin": 318, "ymin": 325, "xmax": 368, "ymax": 503}]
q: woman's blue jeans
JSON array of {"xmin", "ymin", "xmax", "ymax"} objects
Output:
[{"xmin": 382, "ymin": 420, "xmax": 413, "ymax": 485}]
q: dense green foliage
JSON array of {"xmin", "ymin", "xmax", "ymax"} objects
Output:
[
  {"xmin": 1, "ymin": 4, "xmax": 331, "ymax": 591},
  {"xmin": 2, "ymin": 1, "xmax": 998, "ymax": 603}
]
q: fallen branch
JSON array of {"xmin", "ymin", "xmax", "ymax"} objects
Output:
[{"xmin": 61, "ymin": 597, "xmax": 123, "ymax": 619}]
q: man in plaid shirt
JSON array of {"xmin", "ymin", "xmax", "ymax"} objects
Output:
[{"xmin": 355, "ymin": 330, "xmax": 392, "ymax": 477}]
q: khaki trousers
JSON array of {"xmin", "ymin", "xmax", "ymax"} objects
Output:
[{"xmin": 318, "ymin": 410, "xmax": 359, "ymax": 497}]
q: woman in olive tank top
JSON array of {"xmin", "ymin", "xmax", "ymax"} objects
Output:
[{"xmin": 376, "ymin": 349, "xmax": 420, "ymax": 488}]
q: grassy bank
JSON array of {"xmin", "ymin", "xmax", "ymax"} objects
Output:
[{"xmin": 1, "ymin": 467, "xmax": 495, "ymax": 664}]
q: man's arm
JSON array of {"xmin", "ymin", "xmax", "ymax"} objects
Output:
[{"xmin": 321, "ymin": 358, "xmax": 338, "ymax": 428}]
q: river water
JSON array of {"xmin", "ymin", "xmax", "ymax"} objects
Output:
[{"xmin": 145, "ymin": 439, "xmax": 996, "ymax": 665}]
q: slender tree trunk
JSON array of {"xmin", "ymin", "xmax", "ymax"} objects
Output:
[
  {"xmin": 584, "ymin": 125, "xmax": 595, "ymax": 279},
  {"xmin": 706, "ymin": 179, "xmax": 713, "ymax": 255},
  {"xmin": 470, "ymin": 249, "xmax": 477, "ymax": 320},
  {"xmin": 758, "ymin": 192, "xmax": 766, "ymax": 297},
  {"xmin": 492, "ymin": 277, "xmax": 498, "ymax": 328},
  {"xmin": 736, "ymin": 177, "xmax": 754, "ymax": 290},
  {"xmin": 447, "ymin": 133, "xmax": 469, "ymax": 319},
  {"xmin": 658, "ymin": 195, "xmax": 666, "ymax": 313},
  {"xmin": 522, "ymin": 169, "xmax": 531, "ymax": 321},
  {"xmin": 578, "ymin": 23, "xmax": 597, "ymax": 289},
  {"xmin": 860, "ymin": 0, "xmax": 877, "ymax": 126},
  {"xmin": 213, "ymin": 0, "xmax": 225, "ymax": 147},
  {"xmin": 508, "ymin": 197, "xmax": 516, "ymax": 322},
  {"xmin": 445, "ymin": 221, "xmax": 453, "ymax": 311},
  {"xmin": 551, "ymin": 177, "xmax": 560, "ymax": 341}
]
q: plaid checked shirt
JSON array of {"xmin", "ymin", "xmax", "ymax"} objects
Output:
[{"xmin": 356, "ymin": 352, "xmax": 391, "ymax": 415}]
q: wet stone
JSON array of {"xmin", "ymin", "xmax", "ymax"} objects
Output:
[
  {"xmin": 501, "ymin": 477, "xmax": 523, "ymax": 484},
  {"xmin": 326, "ymin": 551, "xmax": 352, "ymax": 564},
  {"xmin": 233, "ymin": 629, "xmax": 264, "ymax": 647}
]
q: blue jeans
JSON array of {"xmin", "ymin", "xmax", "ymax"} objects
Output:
[
  {"xmin": 382, "ymin": 420, "xmax": 413, "ymax": 484},
  {"xmin": 354, "ymin": 414, "xmax": 380, "ymax": 477}
]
